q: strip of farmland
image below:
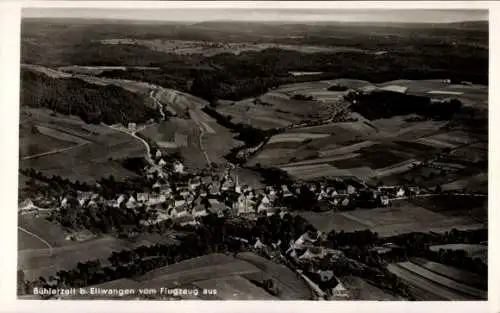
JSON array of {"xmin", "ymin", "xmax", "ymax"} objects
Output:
[
  {"xmin": 397, "ymin": 261, "xmax": 486, "ymax": 299},
  {"xmin": 194, "ymin": 276, "xmax": 279, "ymax": 300},
  {"xmin": 410, "ymin": 257, "xmax": 485, "ymax": 289},
  {"xmin": 319, "ymin": 141, "xmax": 376, "ymax": 157},
  {"xmin": 386, "ymin": 264, "xmax": 472, "ymax": 300}
]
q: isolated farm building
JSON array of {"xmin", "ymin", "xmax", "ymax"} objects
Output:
[
  {"xmin": 127, "ymin": 123, "xmax": 137, "ymax": 131},
  {"xmin": 369, "ymin": 246, "xmax": 393, "ymax": 255},
  {"xmin": 155, "ymin": 150, "xmax": 162, "ymax": 159}
]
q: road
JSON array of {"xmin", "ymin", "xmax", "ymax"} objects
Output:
[{"xmin": 18, "ymin": 226, "xmax": 53, "ymax": 255}]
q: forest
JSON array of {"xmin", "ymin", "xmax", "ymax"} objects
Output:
[{"xmin": 20, "ymin": 69, "xmax": 161, "ymax": 125}]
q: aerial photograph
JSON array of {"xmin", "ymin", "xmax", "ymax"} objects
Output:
[{"xmin": 17, "ymin": 7, "xmax": 488, "ymax": 301}]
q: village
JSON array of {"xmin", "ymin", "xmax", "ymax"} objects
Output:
[{"xmin": 19, "ymin": 145, "xmax": 424, "ymax": 236}]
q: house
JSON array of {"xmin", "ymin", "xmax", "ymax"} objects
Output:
[
  {"xmin": 19, "ymin": 199, "xmax": 35, "ymax": 212},
  {"xmin": 114, "ymin": 194, "xmax": 127, "ymax": 207},
  {"xmin": 253, "ymin": 238, "xmax": 265, "ymax": 249},
  {"xmin": 174, "ymin": 161, "xmax": 184, "ymax": 174},
  {"xmin": 60, "ymin": 197, "xmax": 69, "ymax": 208},
  {"xmin": 192, "ymin": 204, "xmax": 208, "ymax": 217},
  {"xmin": 189, "ymin": 177, "xmax": 201, "ymax": 190},
  {"xmin": 170, "ymin": 205, "xmax": 189, "ymax": 218},
  {"xmin": 282, "ymin": 185, "xmax": 293, "ymax": 197},
  {"xmin": 77, "ymin": 191, "xmax": 94, "ymax": 202},
  {"xmin": 176, "ymin": 215, "xmax": 198, "ymax": 227},
  {"xmin": 152, "ymin": 181, "xmax": 162, "ymax": 190},
  {"xmin": 341, "ymin": 197, "xmax": 350, "ymax": 207},
  {"xmin": 347, "ymin": 185, "xmax": 356, "ymax": 195},
  {"xmin": 126, "ymin": 196, "xmax": 137, "ymax": 209},
  {"xmin": 155, "ymin": 150, "xmax": 162, "ymax": 159},
  {"xmin": 158, "ymin": 158, "xmax": 167, "ymax": 167},
  {"xmin": 148, "ymin": 194, "xmax": 167, "ymax": 206},
  {"xmin": 207, "ymin": 199, "xmax": 227, "ymax": 217},
  {"xmin": 137, "ymin": 193, "xmax": 149, "ymax": 203},
  {"xmin": 173, "ymin": 196, "xmax": 186, "ymax": 208},
  {"xmin": 235, "ymin": 176, "xmax": 241, "ymax": 194},
  {"xmin": 298, "ymin": 247, "xmax": 324, "ymax": 261},
  {"xmin": 380, "ymin": 195, "xmax": 390, "ymax": 206},
  {"xmin": 396, "ymin": 187, "xmax": 405, "ymax": 198},
  {"xmin": 128, "ymin": 123, "xmax": 136, "ymax": 131}
]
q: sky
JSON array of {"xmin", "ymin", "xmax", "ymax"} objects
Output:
[{"xmin": 22, "ymin": 8, "xmax": 488, "ymax": 24}]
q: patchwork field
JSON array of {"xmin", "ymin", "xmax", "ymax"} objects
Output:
[
  {"xmin": 18, "ymin": 235, "xmax": 159, "ymax": 281},
  {"xmin": 58, "ymin": 65, "xmax": 160, "ymax": 76},
  {"xmin": 131, "ymin": 253, "xmax": 311, "ymax": 300},
  {"xmin": 340, "ymin": 276, "xmax": 403, "ymax": 300},
  {"xmin": 298, "ymin": 200, "xmax": 483, "ymax": 236},
  {"xmin": 20, "ymin": 109, "xmax": 145, "ymax": 183},
  {"xmin": 387, "ymin": 258, "xmax": 486, "ymax": 300},
  {"xmin": 100, "ymin": 38, "xmax": 370, "ymax": 56}
]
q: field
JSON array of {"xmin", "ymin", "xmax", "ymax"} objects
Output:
[
  {"xmin": 19, "ymin": 215, "xmax": 71, "ymax": 249},
  {"xmin": 339, "ymin": 276, "xmax": 402, "ymax": 300},
  {"xmin": 411, "ymin": 195, "xmax": 487, "ymax": 223},
  {"xmin": 429, "ymin": 244, "xmax": 487, "ymax": 263},
  {"xmin": 129, "ymin": 252, "xmax": 311, "ymax": 300},
  {"xmin": 236, "ymin": 252, "xmax": 313, "ymax": 300},
  {"xmin": 387, "ymin": 258, "xmax": 486, "ymax": 300},
  {"xmin": 19, "ymin": 108, "xmax": 146, "ymax": 183},
  {"xmin": 298, "ymin": 200, "xmax": 484, "ymax": 236},
  {"xmin": 58, "ymin": 65, "xmax": 160, "ymax": 76},
  {"xmin": 100, "ymin": 38, "xmax": 372, "ymax": 56},
  {"xmin": 18, "ymin": 235, "xmax": 159, "ymax": 281}
]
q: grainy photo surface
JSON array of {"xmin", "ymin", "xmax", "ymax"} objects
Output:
[{"xmin": 17, "ymin": 7, "xmax": 488, "ymax": 301}]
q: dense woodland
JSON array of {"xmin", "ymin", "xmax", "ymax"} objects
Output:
[
  {"xmin": 20, "ymin": 70, "xmax": 161, "ymax": 125},
  {"xmin": 21, "ymin": 20, "xmax": 488, "ymax": 103},
  {"xmin": 348, "ymin": 91, "xmax": 465, "ymax": 120}
]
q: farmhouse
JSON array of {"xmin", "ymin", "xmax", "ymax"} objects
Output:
[
  {"xmin": 158, "ymin": 158, "xmax": 167, "ymax": 167},
  {"xmin": 155, "ymin": 150, "xmax": 162, "ymax": 158}
]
